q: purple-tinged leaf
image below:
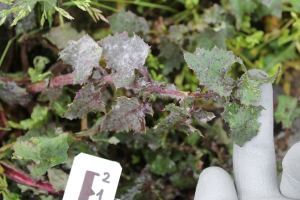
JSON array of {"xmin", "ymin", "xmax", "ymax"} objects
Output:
[
  {"xmin": 98, "ymin": 32, "xmax": 150, "ymax": 89},
  {"xmin": 108, "ymin": 9, "xmax": 149, "ymax": 37},
  {"xmin": 154, "ymin": 104, "xmax": 201, "ymax": 135},
  {"xmin": 0, "ymin": 80, "xmax": 30, "ymax": 106},
  {"xmin": 59, "ymin": 34, "xmax": 103, "ymax": 85},
  {"xmin": 64, "ymin": 84, "xmax": 106, "ymax": 120},
  {"xmin": 184, "ymin": 47, "xmax": 243, "ymax": 97},
  {"xmin": 101, "ymin": 96, "xmax": 153, "ymax": 133}
]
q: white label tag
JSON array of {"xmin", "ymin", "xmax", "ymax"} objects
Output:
[{"xmin": 63, "ymin": 153, "xmax": 122, "ymax": 200}]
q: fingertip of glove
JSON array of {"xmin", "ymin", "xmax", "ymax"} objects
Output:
[
  {"xmin": 194, "ymin": 167, "xmax": 238, "ymax": 200},
  {"xmin": 280, "ymin": 142, "xmax": 300, "ymax": 199}
]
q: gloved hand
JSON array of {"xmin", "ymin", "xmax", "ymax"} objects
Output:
[{"xmin": 194, "ymin": 69, "xmax": 300, "ymax": 200}]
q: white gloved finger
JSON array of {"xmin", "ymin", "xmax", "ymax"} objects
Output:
[
  {"xmin": 194, "ymin": 167, "xmax": 238, "ymax": 200},
  {"xmin": 233, "ymin": 69, "xmax": 286, "ymax": 200},
  {"xmin": 280, "ymin": 141, "xmax": 300, "ymax": 199}
]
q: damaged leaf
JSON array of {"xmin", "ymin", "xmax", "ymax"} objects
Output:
[
  {"xmin": 101, "ymin": 96, "xmax": 153, "ymax": 133},
  {"xmin": 64, "ymin": 84, "xmax": 106, "ymax": 120},
  {"xmin": 154, "ymin": 104, "xmax": 202, "ymax": 135},
  {"xmin": 221, "ymin": 101, "xmax": 264, "ymax": 146},
  {"xmin": 184, "ymin": 47, "xmax": 243, "ymax": 97},
  {"xmin": 237, "ymin": 68, "xmax": 280, "ymax": 105}
]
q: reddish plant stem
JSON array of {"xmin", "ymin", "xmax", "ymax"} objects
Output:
[
  {"xmin": 0, "ymin": 160, "xmax": 63, "ymax": 196},
  {"xmin": 137, "ymin": 67, "xmax": 151, "ymax": 82},
  {"xmin": 27, "ymin": 74, "xmax": 75, "ymax": 93},
  {"xmin": 26, "ymin": 73, "xmax": 218, "ymax": 99}
]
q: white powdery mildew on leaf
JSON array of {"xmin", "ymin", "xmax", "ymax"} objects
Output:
[
  {"xmin": 59, "ymin": 34, "xmax": 102, "ymax": 85},
  {"xmin": 101, "ymin": 96, "xmax": 153, "ymax": 133},
  {"xmin": 184, "ymin": 47, "xmax": 244, "ymax": 97},
  {"xmin": 0, "ymin": 80, "xmax": 30, "ymax": 106},
  {"xmin": 192, "ymin": 108, "xmax": 216, "ymax": 123},
  {"xmin": 64, "ymin": 84, "xmax": 106, "ymax": 120},
  {"xmin": 98, "ymin": 32, "xmax": 150, "ymax": 89}
]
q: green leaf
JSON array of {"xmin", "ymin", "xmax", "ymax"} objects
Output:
[
  {"xmin": 237, "ymin": 68, "xmax": 280, "ymax": 105},
  {"xmin": 184, "ymin": 47, "xmax": 244, "ymax": 97},
  {"xmin": 108, "ymin": 9, "xmax": 149, "ymax": 37},
  {"xmin": 99, "ymin": 32, "xmax": 150, "ymax": 88},
  {"xmin": 13, "ymin": 133, "xmax": 69, "ymax": 176},
  {"xmin": 229, "ymin": 0, "xmax": 257, "ymax": 29},
  {"xmin": 275, "ymin": 95, "xmax": 300, "ymax": 128},
  {"xmin": 101, "ymin": 97, "xmax": 153, "ymax": 133},
  {"xmin": 17, "ymin": 184, "xmax": 48, "ymax": 195},
  {"xmin": 47, "ymin": 168, "xmax": 69, "ymax": 192},
  {"xmin": 43, "ymin": 22, "xmax": 86, "ymax": 49},
  {"xmin": 154, "ymin": 104, "xmax": 202, "ymax": 135},
  {"xmin": 159, "ymin": 37, "xmax": 184, "ymax": 75},
  {"xmin": 107, "ymin": 136, "xmax": 120, "ymax": 145},
  {"xmin": 0, "ymin": 80, "xmax": 30, "ymax": 106},
  {"xmin": 28, "ymin": 56, "xmax": 53, "ymax": 83},
  {"xmin": 19, "ymin": 105, "xmax": 48, "ymax": 129},
  {"xmin": 54, "ymin": 6, "xmax": 73, "ymax": 20},
  {"xmin": 64, "ymin": 84, "xmax": 106, "ymax": 120},
  {"xmin": 59, "ymin": 34, "xmax": 103, "ymax": 84},
  {"xmin": 201, "ymin": 4, "xmax": 226, "ymax": 27},
  {"xmin": 196, "ymin": 28, "xmax": 227, "ymax": 50},
  {"xmin": 38, "ymin": 0, "xmax": 56, "ymax": 27},
  {"xmin": 253, "ymin": 0, "xmax": 282, "ymax": 21},
  {"xmin": 150, "ymin": 154, "xmax": 176, "ymax": 176},
  {"xmin": 221, "ymin": 101, "xmax": 264, "ymax": 146}
]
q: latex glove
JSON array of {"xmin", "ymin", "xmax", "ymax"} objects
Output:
[{"xmin": 194, "ymin": 69, "xmax": 300, "ymax": 200}]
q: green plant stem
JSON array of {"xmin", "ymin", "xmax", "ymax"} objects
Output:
[
  {"xmin": 94, "ymin": 0, "xmax": 178, "ymax": 12},
  {"xmin": 0, "ymin": 35, "xmax": 18, "ymax": 69},
  {"xmin": 0, "ymin": 176, "xmax": 11, "ymax": 198},
  {"xmin": 74, "ymin": 128, "xmax": 98, "ymax": 138},
  {"xmin": 0, "ymin": 143, "xmax": 14, "ymax": 153}
]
